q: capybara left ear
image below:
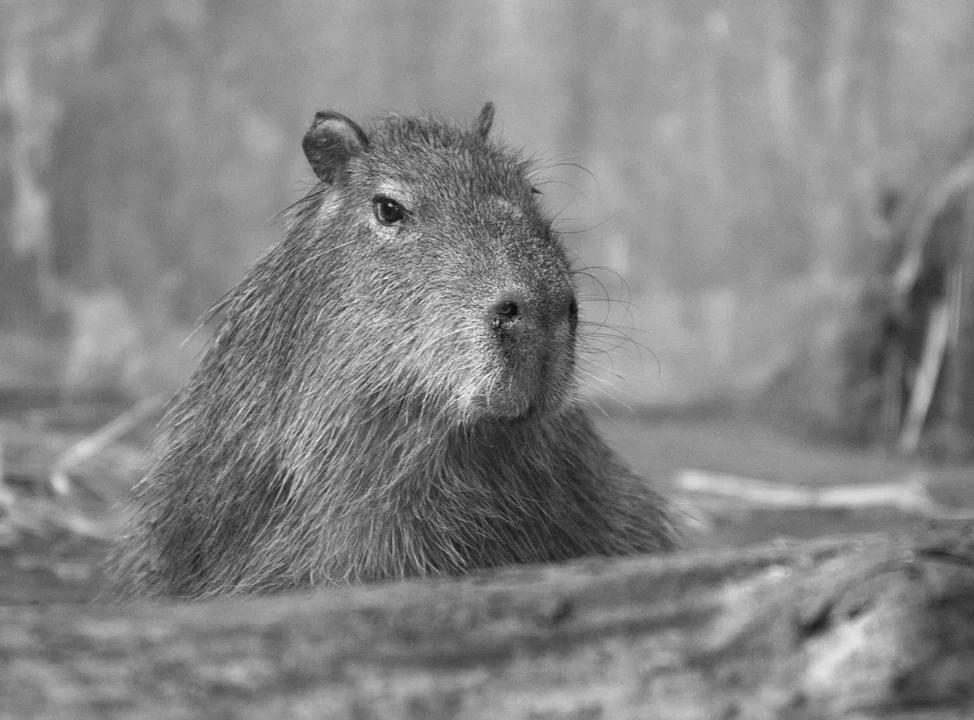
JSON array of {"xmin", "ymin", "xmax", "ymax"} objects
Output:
[
  {"xmin": 302, "ymin": 111, "xmax": 370, "ymax": 183},
  {"xmin": 475, "ymin": 102, "xmax": 495, "ymax": 141}
]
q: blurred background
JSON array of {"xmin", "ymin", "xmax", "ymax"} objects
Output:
[{"xmin": 2, "ymin": 0, "xmax": 974, "ymax": 602}]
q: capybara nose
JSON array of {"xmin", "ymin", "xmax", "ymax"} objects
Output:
[
  {"xmin": 490, "ymin": 293, "xmax": 527, "ymax": 335},
  {"xmin": 489, "ymin": 287, "xmax": 577, "ymax": 338}
]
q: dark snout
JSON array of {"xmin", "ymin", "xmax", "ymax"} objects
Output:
[
  {"xmin": 488, "ymin": 286, "xmax": 578, "ymax": 342},
  {"xmin": 480, "ymin": 280, "xmax": 578, "ymax": 418}
]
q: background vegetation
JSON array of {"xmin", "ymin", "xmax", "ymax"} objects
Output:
[{"xmin": 4, "ymin": 0, "xmax": 974, "ymax": 431}]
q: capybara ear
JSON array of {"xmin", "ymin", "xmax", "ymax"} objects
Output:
[
  {"xmin": 303, "ymin": 111, "xmax": 370, "ymax": 183},
  {"xmin": 475, "ymin": 102, "xmax": 495, "ymax": 141}
]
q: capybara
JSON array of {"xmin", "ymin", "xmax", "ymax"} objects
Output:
[{"xmin": 108, "ymin": 103, "xmax": 680, "ymax": 599}]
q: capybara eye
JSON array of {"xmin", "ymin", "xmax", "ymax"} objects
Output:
[
  {"xmin": 530, "ymin": 187, "xmax": 542, "ymax": 195},
  {"xmin": 373, "ymin": 196, "xmax": 406, "ymax": 225}
]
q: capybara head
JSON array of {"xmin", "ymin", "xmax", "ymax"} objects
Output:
[
  {"xmin": 108, "ymin": 104, "xmax": 678, "ymax": 599},
  {"xmin": 295, "ymin": 102, "xmax": 579, "ymax": 424}
]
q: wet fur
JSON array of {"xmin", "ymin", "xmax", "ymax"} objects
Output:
[{"xmin": 108, "ymin": 107, "xmax": 679, "ymax": 600}]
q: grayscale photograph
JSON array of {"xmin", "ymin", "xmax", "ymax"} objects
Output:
[{"xmin": 2, "ymin": 1, "xmax": 974, "ymax": 717}]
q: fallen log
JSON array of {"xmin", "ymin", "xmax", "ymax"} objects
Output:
[{"xmin": 3, "ymin": 525, "xmax": 974, "ymax": 719}]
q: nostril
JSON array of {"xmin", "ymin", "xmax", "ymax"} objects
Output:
[
  {"xmin": 492, "ymin": 300, "xmax": 521, "ymax": 330},
  {"xmin": 496, "ymin": 301, "xmax": 520, "ymax": 321},
  {"xmin": 568, "ymin": 296, "xmax": 578, "ymax": 333}
]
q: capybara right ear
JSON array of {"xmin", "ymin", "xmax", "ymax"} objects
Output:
[
  {"xmin": 475, "ymin": 102, "xmax": 495, "ymax": 141},
  {"xmin": 302, "ymin": 111, "xmax": 370, "ymax": 183}
]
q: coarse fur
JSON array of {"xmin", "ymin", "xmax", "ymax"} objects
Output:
[{"xmin": 108, "ymin": 103, "xmax": 680, "ymax": 600}]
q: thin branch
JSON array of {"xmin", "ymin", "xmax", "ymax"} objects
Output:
[
  {"xmin": 893, "ymin": 152, "xmax": 974, "ymax": 299},
  {"xmin": 676, "ymin": 468, "xmax": 974, "ymax": 520},
  {"xmin": 898, "ymin": 300, "xmax": 950, "ymax": 453},
  {"xmin": 49, "ymin": 393, "xmax": 167, "ymax": 496}
]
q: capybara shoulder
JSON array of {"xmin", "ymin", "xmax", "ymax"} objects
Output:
[{"xmin": 107, "ymin": 103, "xmax": 680, "ymax": 599}]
